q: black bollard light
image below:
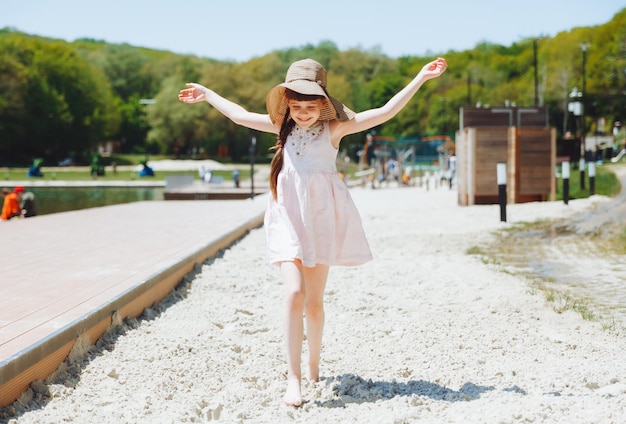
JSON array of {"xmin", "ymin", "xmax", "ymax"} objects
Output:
[
  {"xmin": 562, "ymin": 161, "xmax": 570, "ymax": 205},
  {"xmin": 579, "ymin": 158, "xmax": 585, "ymax": 190},
  {"xmin": 497, "ymin": 163, "xmax": 507, "ymax": 222},
  {"xmin": 588, "ymin": 161, "xmax": 596, "ymax": 196}
]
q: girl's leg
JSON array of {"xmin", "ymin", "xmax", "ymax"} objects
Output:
[
  {"xmin": 281, "ymin": 260, "xmax": 305, "ymax": 406},
  {"xmin": 302, "ymin": 264, "xmax": 329, "ymax": 382}
]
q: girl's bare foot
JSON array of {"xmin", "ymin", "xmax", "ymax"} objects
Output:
[{"xmin": 284, "ymin": 377, "xmax": 302, "ymax": 407}]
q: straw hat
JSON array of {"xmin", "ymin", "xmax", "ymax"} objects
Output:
[{"xmin": 266, "ymin": 58, "xmax": 355, "ymax": 125}]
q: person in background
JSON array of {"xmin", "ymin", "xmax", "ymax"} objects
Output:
[
  {"xmin": 1, "ymin": 186, "xmax": 24, "ymax": 220},
  {"xmin": 232, "ymin": 169, "xmax": 240, "ymax": 188},
  {"xmin": 1, "ymin": 188, "xmax": 10, "ymax": 213},
  {"xmin": 21, "ymin": 191, "xmax": 37, "ymax": 217}
]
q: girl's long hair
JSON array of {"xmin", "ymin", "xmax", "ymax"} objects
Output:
[{"xmin": 269, "ymin": 89, "xmax": 326, "ymax": 200}]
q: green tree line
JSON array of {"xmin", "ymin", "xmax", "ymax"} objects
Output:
[{"xmin": 1, "ymin": 7, "xmax": 625, "ymax": 166}]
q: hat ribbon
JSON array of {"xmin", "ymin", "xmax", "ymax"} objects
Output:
[{"xmin": 286, "ymin": 78, "xmax": 326, "ymax": 88}]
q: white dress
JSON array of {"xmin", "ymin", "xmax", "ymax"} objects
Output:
[{"xmin": 264, "ymin": 121, "xmax": 373, "ymax": 267}]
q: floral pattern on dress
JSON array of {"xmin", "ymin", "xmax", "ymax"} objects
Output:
[{"xmin": 289, "ymin": 121, "xmax": 325, "ymax": 159}]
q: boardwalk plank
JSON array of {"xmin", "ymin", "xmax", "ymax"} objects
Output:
[{"xmin": 0, "ymin": 197, "xmax": 267, "ymax": 407}]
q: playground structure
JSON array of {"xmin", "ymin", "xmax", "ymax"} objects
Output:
[{"xmin": 356, "ymin": 133, "xmax": 456, "ymax": 187}]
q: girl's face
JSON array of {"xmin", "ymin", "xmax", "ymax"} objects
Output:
[{"xmin": 287, "ymin": 99, "xmax": 326, "ymax": 128}]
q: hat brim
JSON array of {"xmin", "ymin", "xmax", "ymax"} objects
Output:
[{"xmin": 266, "ymin": 82, "xmax": 355, "ymax": 125}]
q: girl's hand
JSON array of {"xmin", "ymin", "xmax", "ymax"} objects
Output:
[
  {"xmin": 420, "ymin": 57, "xmax": 448, "ymax": 80},
  {"xmin": 178, "ymin": 83, "xmax": 207, "ymax": 103}
]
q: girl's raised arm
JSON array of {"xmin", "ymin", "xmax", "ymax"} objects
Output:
[
  {"xmin": 331, "ymin": 57, "xmax": 447, "ymax": 142},
  {"xmin": 179, "ymin": 83, "xmax": 277, "ymax": 134}
]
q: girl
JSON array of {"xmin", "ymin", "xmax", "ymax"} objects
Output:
[{"xmin": 178, "ymin": 57, "xmax": 447, "ymax": 406}]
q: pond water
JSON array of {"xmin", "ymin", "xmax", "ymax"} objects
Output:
[{"xmin": 25, "ymin": 186, "xmax": 164, "ymax": 216}]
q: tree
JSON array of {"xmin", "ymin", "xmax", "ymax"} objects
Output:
[
  {"xmin": 2, "ymin": 8, "xmax": 626, "ymax": 165},
  {"xmin": 0, "ymin": 32, "xmax": 120, "ymax": 164},
  {"xmin": 0, "ymin": 36, "xmax": 28, "ymax": 164}
]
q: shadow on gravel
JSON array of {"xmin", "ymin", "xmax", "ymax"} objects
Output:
[{"xmin": 317, "ymin": 373, "xmax": 527, "ymax": 407}]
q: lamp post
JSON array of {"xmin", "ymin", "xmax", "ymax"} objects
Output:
[
  {"xmin": 580, "ymin": 43, "xmax": 589, "ymax": 190},
  {"xmin": 249, "ymin": 136, "xmax": 256, "ymax": 199},
  {"xmin": 139, "ymin": 99, "xmax": 156, "ymax": 162},
  {"xmin": 568, "ymin": 87, "xmax": 584, "ymax": 189},
  {"xmin": 562, "ymin": 161, "xmax": 570, "ymax": 205},
  {"xmin": 533, "ymin": 39, "xmax": 539, "ymax": 107},
  {"xmin": 466, "ymin": 70, "xmax": 472, "ymax": 106}
]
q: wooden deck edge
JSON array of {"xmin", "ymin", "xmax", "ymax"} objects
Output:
[
  {"xmin": 0, "ymin": 212, "xmax": 264, "ymax": 408},
  {"xmin": 164, "ymin": 191, "xmax": 267, "ymax": 200}
]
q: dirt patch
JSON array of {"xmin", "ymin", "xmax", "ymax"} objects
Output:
[{"xmin": 483, "ymin": 165, "xmax": 626, "ymax": 329}]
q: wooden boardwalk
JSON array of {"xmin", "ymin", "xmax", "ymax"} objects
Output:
[{"xmin": 0, "ymin": 197, "xmax": 267, "ymax": 407}]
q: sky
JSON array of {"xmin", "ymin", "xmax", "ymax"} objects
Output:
[{"xmin": 0, "ymin": 0, "xmax": 622, "ymax": 62}]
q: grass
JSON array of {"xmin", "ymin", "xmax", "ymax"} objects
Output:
[
  {"xmin": 533, "ymin": 282, "xmax": 623, "ymax": 333},
  {"xmin": 556, "ymin": 162, "xmax": 621, "ymax": 199},
  {"xmin": 465, "ymin": 246, "xmax": 484, "ymax": 256},
  {"xmin": 101, "ymin": 154, "xmax": 170, "ymax": 166},
  {"xmin": 1, "ymin": 168, "xmax": 250, "ymax": 182},
  {"xmin": 0, "ymin": 153, "xmax": 251, "ymax": 183}
]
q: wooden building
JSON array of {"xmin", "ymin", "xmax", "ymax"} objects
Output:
[{"xmin": 456, "ymin": 107, "xmax": 556, "ymax": 206}]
